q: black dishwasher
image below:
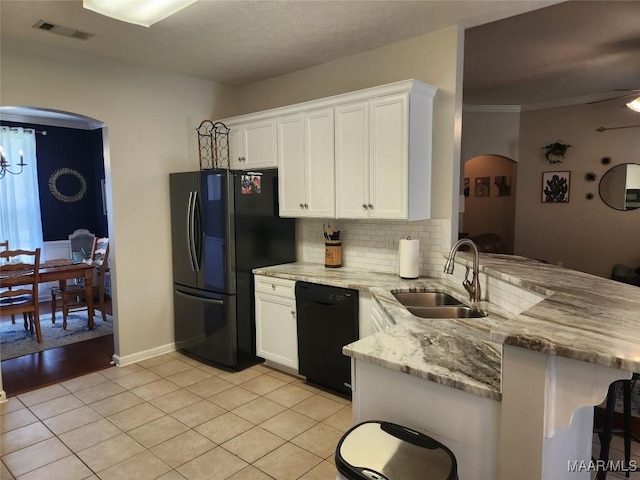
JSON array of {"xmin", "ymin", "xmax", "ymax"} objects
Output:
[{"xmin": 295, "ymin": 281, "xmax": 358, "ymax": 396}]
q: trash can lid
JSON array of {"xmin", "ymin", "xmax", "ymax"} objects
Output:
[{"xmin": 335, "ymin": 421, "xmax": 457, "ymax": 480}]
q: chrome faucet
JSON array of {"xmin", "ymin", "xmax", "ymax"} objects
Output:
[{"xmin": 444, "ymin": 239, "xmax": 481, "ymax": 303}]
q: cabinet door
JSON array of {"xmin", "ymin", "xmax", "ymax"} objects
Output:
[
  {"xmin": 255, "ymin": 293, "xmax": 298, "ymax": 370},
  {"xmin": 304, "ymin": 108, "xmax": 335, "ymax": 218},
  {"xmin": 243, "ymin": 119, "xmax": 278, "ymax": 168},
  {"xmin": 277, "ymin": 114, "xmax": 306, "ymax": 217},
  {"xmin": 369, "ymin": 94, "xmax": 409, "ymax": 219},
  {"xmin": 228, "ymin": 126, "xmax": 244, "ymax": 169},
  {"xmin": 335, "ymin": 102, "xmax": 370, "ymax": 218}
]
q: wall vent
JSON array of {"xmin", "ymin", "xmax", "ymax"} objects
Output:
[{"xmin": 32, "ymin": 20, "xmax": 94, "ymax": 41}]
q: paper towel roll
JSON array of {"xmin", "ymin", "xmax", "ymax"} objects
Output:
[{"xmin": 398, "ymin": 237, "xmax": 419, "ymax": 279}]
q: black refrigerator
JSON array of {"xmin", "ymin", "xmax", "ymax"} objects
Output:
[{"xmin": 170, "ymin": 169, "xmax": 296, "ymax": 369}]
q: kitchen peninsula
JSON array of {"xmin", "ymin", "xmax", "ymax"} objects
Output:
[{"xmin": 254, "ymin": 254, "xmax": 640, "ymax": 479}]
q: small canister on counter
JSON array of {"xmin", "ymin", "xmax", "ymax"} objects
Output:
[{"xmin": 325, "ymin": 240, "xmax": 342, "ymax": 268}]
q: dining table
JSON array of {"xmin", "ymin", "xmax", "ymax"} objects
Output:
[{"xmin": 0, "ymin": 258, "xmax": 95, "ymax": 343}]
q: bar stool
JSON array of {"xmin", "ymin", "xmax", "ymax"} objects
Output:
[
  {"xmin": 593, "ymin": 374, "xmax": 639, "ymax": 480},
  {"xmin": 335, "ymin": 421, "xmax": 458, "ymax": 480}
]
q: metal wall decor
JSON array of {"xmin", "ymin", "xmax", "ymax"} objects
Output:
[
  {"xmin": 197, "ymin": 120, "xmax": 230, "ymax": 170},
  {"xmin": 49, "ymin": 168, "xmax": 87, "ymax": 203}
]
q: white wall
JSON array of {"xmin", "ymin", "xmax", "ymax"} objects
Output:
[
  {"xmin": 461, "ymin": 109, "xmax": 521, "ymax": 162},
  {"xmin": 514, "ymin": 101, "xmax": 640, "ymax": 276},
  {"xmin": 0, "ymin": 37, "xmax": 235, "ymax": 368}
]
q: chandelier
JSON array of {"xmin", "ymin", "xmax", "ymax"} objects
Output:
[{"xmin": 0, "ymin": 146, "xmax": 27, "ymax": 179}]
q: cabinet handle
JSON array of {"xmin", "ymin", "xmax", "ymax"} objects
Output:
[
  {"xmin": 290, "ymin": 310, "xmax": 295, "ymax": 315},
  {"xmin": 304, "ymin": 203, "xmax": 309, "ymax": 209},
  {"xmin": 362, "ymin": 203, "xmax": 368, "ymax": 209},
  {"xmin": 299, "ymin": 203, "xmax": 304, "ymax": 209},
  {"xmin": 368, "ymin": 203, "xmax": 374, "ymax": 209},
  {"xmin": 271, "ymin": 284, "xmax": 276, "ymax": 290}
]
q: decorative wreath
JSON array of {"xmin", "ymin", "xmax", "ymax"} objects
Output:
[{"xmin": 48, "ymin": 168, "xmax": 87, "ymax": 203}]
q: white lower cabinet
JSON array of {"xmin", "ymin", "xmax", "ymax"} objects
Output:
[{"xmin": 254, "ymin": 276, "xmax": 298, "ymax": 371}]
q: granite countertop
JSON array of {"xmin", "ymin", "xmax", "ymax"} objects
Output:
[{"xmin": 254, "ymin": 257, "xmax": 640, "ymax": 401}]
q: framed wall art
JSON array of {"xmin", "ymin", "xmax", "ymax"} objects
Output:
[
  {"xmin": 541, "ymin": 171, "xmax": 570, "ymax": 203},
  {"xmin": 475, "ymin": 176, "xmax": 490, "ymax": 197}
]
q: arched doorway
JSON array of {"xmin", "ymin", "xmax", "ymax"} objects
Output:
[
  {"xmin": 461, "ymin": 154, "xmax": 517, "ymax": 254},
  {"xmin": 0, "ymin": 106, "xmax": 115, "ymax": 396}
]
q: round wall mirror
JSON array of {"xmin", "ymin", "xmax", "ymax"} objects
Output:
[{"xmin": 598, "ymin": 163, "xmax": 640, "ymax": 211}]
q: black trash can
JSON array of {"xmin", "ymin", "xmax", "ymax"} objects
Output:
[{"xmin": 335, "ymin": 421, "xmax": 458, "ymax": 480}]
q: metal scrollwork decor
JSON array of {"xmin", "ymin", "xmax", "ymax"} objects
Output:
[{"xmin": 48, "ymin": 168, "xmax": 88, "ymax": 203}]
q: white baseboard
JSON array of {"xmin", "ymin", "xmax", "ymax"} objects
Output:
[
  {"xmin": 112, "ymin": 343, "xmax": 176, "ymax": 367},
  {"xmin": 0, "ymin": 390, "xmax": 7, "ymax": 404}
]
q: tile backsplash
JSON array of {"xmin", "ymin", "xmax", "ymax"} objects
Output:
[{"xmin": 299, "ymin": 218, "xmax": 452, "ymax": 278}]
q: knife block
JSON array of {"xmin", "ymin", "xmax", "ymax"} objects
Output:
[{"xmin": 325, "ymin": 240, "xmax": 342, "ymax": 268}]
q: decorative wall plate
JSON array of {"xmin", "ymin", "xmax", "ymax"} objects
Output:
[{"xmin": 49, "ymin": 168, "xmax": 87, "ymax": 203}]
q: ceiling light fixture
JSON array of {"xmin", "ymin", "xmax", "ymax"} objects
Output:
[
  {"xmin": 626, "ymin": 96, "xmax": 640, "ymax": 113},
  {"xmin": 82, "ymin": 0, "xmax": 197, "ymax": 27}
]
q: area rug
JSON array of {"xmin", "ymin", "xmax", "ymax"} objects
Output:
[{"xmin": 0, "ymin": 312, "xmax": 113, "ymax": 361}]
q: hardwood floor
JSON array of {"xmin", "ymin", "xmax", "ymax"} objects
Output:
[{"xmin": 1, "ymin": 299, "xmax": 114, "ymax": 397}]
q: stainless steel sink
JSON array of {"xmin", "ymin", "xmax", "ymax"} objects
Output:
[
  {"xmin": 392, "ymin": 292, "xmax": 463, "ymax": 307},
  {"xmin": 407, "ymin": 306, "xmax": 487, "ymax": 319}
]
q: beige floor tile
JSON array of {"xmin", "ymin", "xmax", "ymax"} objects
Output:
[
  {"xmin": 0, "ymin": 422, "xmax": 54, "ymax": 455},
  {"xmin": 149, "ymin": 359, "xmax": 199, "ymax": 378},
  {"xmin": 166, "ymin": 367, "xmax": 213, "ymax": 387},
  {"xmin": 298, "ymin": 460, "xmax": 336, "ymax": 479},
  {"xmin": 1, "ymin": 460, "xmax": 14, "ymax": 479},
  {"xmin": 157, "ymin": 470, "xmax": 188, "ymax": 480},
  {"xmin": 167, "ymin": 351, "xmax": 202, "ymax": 366},
  {"xmin": 194, "ymin": 364, "xmax": 228, "ymax": 376},
  {"xmin": 128, "ymin": 415, "xmax": 189, "ymax": 448},
  {"xmin": 227, "ymin": 465, "xmax": 273, "ymax": 479},
  {"xmin": 291, "ymin": 394, "xmax": 344, "ymax": 421},
  {"xmin": 209, "ymin": 386, "xmax": 259, "ymax": 411},
  {"xmin": 240, "ymin": 375, "xmax": 287, "ymax": 396},
  {"xmin": 29, "ymin": 394, "xmax": 85, "ymax": 421},
  {"xmin": 72, "ymin": 380, "xmax": 126, "ymax": 404},
  {"xmin": 253, "ymin": 443, "xmax": 322, "ymax": 480},
  {"xmin": 107, "ymin": 403, "xmax": 165, "ymax": 431},
  {"xmin": 170, "ymin": 400, "xmax": 226, "ymax": 428},
  {"xmin": 131, "ymin": 379, "xmax": 181, "ymax": 401},
  {"xmin": 17, "ymin": 384, "xmax": 70, "ymax": 408},
  {"xmin": 89, "ymin": 391, "xmax": 145, "ymax": 416},
  {"xmin": 112, "ymin": 370, "xmax": 161, "ymax": 390},
  {"xmin": 76, "ymin": 433, "xmax": 145, "ymax": 472},
  {"xmin": 60, "ymin": 371, "xmax": 109, "ymax": 392},
  {"xmin": 217, "ymin": 369, "xmax": 263, "ymax": 386},
  {"xmin": 17, "ymin": 454, "xmax": 93, "ymax": 480},
  {"xmin": 0, "ymin": 408, "xmax": 39, "ymax": 434},
  {"xmin": 58, "ymin": 418, "xmax": 122, "ymax": 452},
  {"xmin": 264, "ymin": 384, "xmax": 315, "ymax": 408},
  {"xmin": 0, "ymin": 397, "xmax": 25, "ymax": 416},
  {"xmin": 137, "ymin": 354, "xmax": 174, "ymax": 369},
  {"xmin": 250, "ymin": 365, "xmax": 271, "ymax": 374},
  {"xmin": 195, "ymin": 412, "xmax": 253, "ymax": 444},
  {"xmin": 291, "ymin": 380, "xmax": 324, "ymax": 395},
  {"xmin": 221, "ymin": 426, "xmax": 285, "ymax": 464},
  {"xmin": 42, "ymin": 405, "xmax": 103, "ymax": 435},
  {"xmin": 2, "ymin": 437, "xmax": 71, "ymax": 477},
  {"xmin": 265, "ymin": 370, "xmax": 298, "ymax": 384},
  {"xmin": 317, "ymin": 389, "xmax": 351, "ymax": 406},
  {"xmin": 151, "ymin": 430, "xmax": 216, "ymax": 468},
  {"xmin": 100, "ymin": 364, "xmax": 144, "ymax": 380},
  {"xmin": 231, "ymin": 397, "xmax": 286, "ymax": 424},
  {"xmin": 186, "ymin": 377, "xmax": 235, "ymax": 398},
  {"xmin": 321, "ymin": 405, "xmax": 353, "ymax": 433},
  {"xmin": 177, "ymin": 447, "xmax": 248, "ymax": 480},
  {"xmin": 151, "ymin": 388, "xmax": 202, "ymax": 414},
  {"xmin": 291, "ymin": 423, "xmax": 343, "ymax": 458},
  {"xmin": 96, "ymin": 451, "xmax": 172, "ymax": 480},
  {"xmin": 259, "ymin": 410, "xmax": 317, "ymax": 441}
]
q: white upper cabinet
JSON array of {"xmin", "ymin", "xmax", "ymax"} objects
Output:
[
  {"xmin": 335, "ymin": 89, "xmax": 432, "ymax": 220},
  {"xmin": 227, "ymin": 118, "xmax": 277, "ymax": 169},
  {"xmin": 278, "ymin": 108, "xmax": 335, "ymax": 218},
  {"xmin": 218, "ymin": 79, "xmax": 436, "ymax": 219}
]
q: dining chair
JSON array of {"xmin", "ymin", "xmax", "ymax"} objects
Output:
[
  {"xmin": 0, "ymin": 240, "xmax": 21, "ymax": 326},
  {"xmin": 53, "ymin": 237, "xmax": 110, "ymax": 329},
  {"xmin": 0, "ymin": 248, "xmax": 43, "ymax": 343}
]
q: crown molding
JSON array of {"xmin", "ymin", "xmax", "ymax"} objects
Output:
[{"xmin": 463, "ymin": 104, "xmax": 521, "ymax": 113}]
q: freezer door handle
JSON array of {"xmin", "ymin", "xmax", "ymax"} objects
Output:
[
  {"xmin": 187, "ymin": 191, "xmax": 200, "ymax": 272},
  {"xmin": 193, "ymin": 190, "xmax": 202, "ymax": 271},
  {"xmin": 186, "ymin": 192, "xmax": 196, "ymax": 271},
  {"xmin": 175, "ymin": 288, "xmax": 224, "ymax": 304}
]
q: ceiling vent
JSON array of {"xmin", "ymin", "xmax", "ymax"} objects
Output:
[{"xmin": 32, "ymin": 20, "xmax": 94, "ymax": 41}]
